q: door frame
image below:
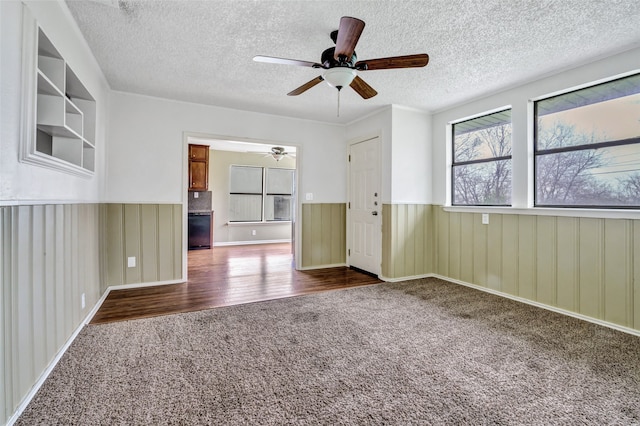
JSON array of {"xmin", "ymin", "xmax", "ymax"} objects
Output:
[
  {"xmin": 182, "ymin": 132, "xmax": 302, "ymax": 278},
  {"xmin": 347, "ymin": 134, "xmax": 382, "ymax": 276}
]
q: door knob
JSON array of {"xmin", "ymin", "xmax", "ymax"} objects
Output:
[{"xmin": 372, "ymin": 211, "xmax": 378, "ymax": 216}]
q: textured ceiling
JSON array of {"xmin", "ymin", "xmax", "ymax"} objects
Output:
[{"xmin": 65, "ymin": 0, "xmax": 640, "ymax": 124}]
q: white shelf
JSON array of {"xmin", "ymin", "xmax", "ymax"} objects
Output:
[
  {"xmin": 37, "ymin": 71, "xmax": 62, "ymax": 96},
  {"xmin": 52, "ymin": 136, "xmax": 82, "ymax": 166},
  {"xmin": 83, "ymin": 142, "xmax": 95, "ymax": 172},
  {"xmin": 26, "ymin": 27, "xmax": 97, "ymax": 176},
  {"xmin": 64, "ymin": 98, "xmax": 83, "ymax": 136},
  {"xmin": 37, "ymin": 56, "xmax": 64, "ymax": 92}
]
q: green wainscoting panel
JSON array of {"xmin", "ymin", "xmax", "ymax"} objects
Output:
[
  {"xmin": 448, "ymin": 212, "xmax": 461, "ymax": 280},
  {"xmin": 433, "ymin": 206, "xmax": 639, "ymax": 331},
  {"xmin": 381, "ymin": 204, "xmax": 433, "ymax": 280},
  {"xmin": 517, "ymin": 215, "xmax": 536, "ymax": 300},
  {"xmin": 301, "ymin": 203, "xmax": 346, "ymax": 268},
  {"xmin": 103, "ymin": 204, "xmax": 182, "ymax": 287},
  {"xmin": 556, "ymin": 217, "xmax": 579, "ymax": 312},
  {"xmin": 501, "ymin": 215, "xmax": 519, "ymax": 296},
  {"xmin": 634, "ymin": 223, "xmax": 640, "ymax": 330},
  {"xmin": 578, "ymin": 218, "xmax": 602, "ymax": 319},
  {"xmin": 1, "ymin": 204, "xmax": 101, "ymax": 424},
  {"xmin": 603, "ymin": 219, "xmax": 632, "ymax": 326},
  {"xmin": 536, "ymin": 216, "xmax": 556, "ymax": 306}
]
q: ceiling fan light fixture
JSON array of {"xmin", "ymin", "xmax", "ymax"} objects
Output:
[
  {"xmin": 270, "ymin": 147, "xmax": 286, "ymax": 161},
  {"xmin": 323, "ymin": 67, "xmax": 356, "ymax": 89}
]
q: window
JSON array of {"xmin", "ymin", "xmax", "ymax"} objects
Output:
[
  {"xmin": 229, "ymin": 166, "xmax": 294, "ymax": 222},
  {"xmin": 451, "ymin": 109, "xmax": 512, "ymax": 206},
  {"xmin": 265, "ymin": 168, "xmax": 294, "ymax": 221},
  {"xmin": 535, "ymin": 73, "xmax": 640, "ymax": 208}
]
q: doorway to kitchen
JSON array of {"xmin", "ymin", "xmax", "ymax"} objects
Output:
[{"xmin": 184, "ymin": 135, "xmax": 300, "ymax": 273}]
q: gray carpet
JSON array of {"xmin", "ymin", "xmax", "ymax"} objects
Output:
[{"xmin": 16, "ymin": 278, "xmax": 640, "ymax": 425}]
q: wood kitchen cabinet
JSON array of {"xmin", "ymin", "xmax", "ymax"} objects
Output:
[{"xmin": 188, "ymin": 144, "xmax": 209, "ymax": 191}]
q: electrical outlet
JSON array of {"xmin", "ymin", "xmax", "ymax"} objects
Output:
[
  {"xmin": 482, "ymin": 213, "xmax": 489, "ymax": 225},
  {"xmin": 305, "ymin": 193, "xmax": 313, "ymax": 201},
  {"xmin": 127, "ymin": 256, "xmax": 136, "ymax": 267},
  {"xmin": 81, "ymin": 293, "xmax": 86, "ymax": 309},
  {"xmin": 194, "ymin": 192, "xmax": 199, "ymax": 198},
  {"xmin": 252, "ymin": 230, "xmax": 256, "ymax": 236}
]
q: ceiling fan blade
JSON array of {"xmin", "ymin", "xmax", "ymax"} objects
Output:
[
  {"xmin": 334, "ymin": 16, "xmax": 365, "ymax": 61},
  {"xmin": 355, "ymin": 54, "xmax": 429, "ymax": 71},
  {"xmin": 253, "ymin": 55, "xmax": 324, "ymax": 68},
  {"xmin": 287, "ymin": 76, "xmax": 324, "ymax": 96},
  {"xmin": 350, "ymin": 76, "xmax": 377, "ymax": 99}
]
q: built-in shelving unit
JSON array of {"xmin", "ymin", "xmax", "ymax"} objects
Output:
[{"xmin": 22, "ymin": 25, "xmax": 96, "ymax": 176}]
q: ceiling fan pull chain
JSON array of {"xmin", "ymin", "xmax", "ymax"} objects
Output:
[{"xmin": 337, "ymin": 87, "xmax": 341, "ymax": 117}]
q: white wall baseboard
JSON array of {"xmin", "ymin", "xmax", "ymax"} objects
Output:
[
  {"xmin": 214, "ymin": 239, "xmax": 291, "ymax": 247},
  {"xmin": 297, "ymin": 263, "xmax": 347, "ymax": 271},
  {"xmin": 104, "ymin": 278, "xmax": 184, "ymax": 291},
  {"xmin": 427, "ymin": 274, "xmax": 640, "ymax": 338},
  {"xmin": 379, "ymin": 273, "xmax": 432, "ymax": 283}
]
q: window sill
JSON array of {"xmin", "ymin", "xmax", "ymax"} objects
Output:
[
  {"xmin": 227, "ymin": 221, "xmax": 292, "ymax": 226},
  {"xmin": 443, "ymin": 205, "xmax": 640, "ymax": 220}
]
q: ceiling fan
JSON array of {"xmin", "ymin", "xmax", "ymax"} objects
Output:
[
  {"xmin": 254, "ymin": 16, "xmax": 429, "ymax": 100},
  {"xmin": 259, "ymin": 147, "xmax": 295, "ymax": 162}
]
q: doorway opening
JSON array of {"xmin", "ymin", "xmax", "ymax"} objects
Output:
[{"xmin": 184, "ymin": 135, "xmax": 300, "ymax": 274}]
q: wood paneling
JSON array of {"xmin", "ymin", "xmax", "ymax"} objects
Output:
[
  {"xmin": 578, "ymin": 218, "xmax": 602, "ymax": 319},
  {"xmin": 103, "ymin": 204, "xmax": 182, "ymax": 287},
  {"xmin": 472, "ymin": 214, "xmax": 487, "ymax": 287},
  {"xmin": 448, "ymin": 212, "xmax": 461, "ymax": 280},
  {"xmin": 556, "ymin": 217, "xmax": 578, "ymax": 311},
  {"xmin": 501, "ymin": 215, "xmax": 518, "ymax": 295},
  {"xmin": 381, "ymin": 204, "xmax": 433, "ymax": 280},
  {"xmin": 1, "ymin": 204, "xmax": 101, "ymax": 423},
  {"xmin": 459, "ymin": 212, "xmax": 474, "ymax": 284},
  {"xmin": 603, "ymin": 219, "xmax": 631, "ymax": 326},
  {"xmin": 433, "ymin": 206, "xmax": 640, "ymax": 331},
  {"xmin": 487, "ymin": 214, "xmax": 502, "ymax": 291},
  {"xmin": 517, "ymin": 215, "xmax": 536, "ymax": 300},
  {"xmin": 300, "ymin": 203, "xmax": 346, "ymax": 268},
  {"xmin": 634, "ymin": 222, "xmax": 640, "ymax": 330},
  {"xmin": 536, "ymin": 216, "xmax": 556, "ymax": 306}
]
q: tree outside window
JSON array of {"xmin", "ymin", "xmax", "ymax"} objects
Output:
[
  {"xmin": 535, "ymin": 73, "xmax": 640, "ymax": 208},
  {"xmin": 452, "ymin": 109, "xmax": 512, "ymax": 206}
]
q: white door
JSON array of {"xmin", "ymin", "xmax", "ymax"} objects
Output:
[{"xmin": 348, "ymin": 137, "xmax": 381, "ymax": 275}]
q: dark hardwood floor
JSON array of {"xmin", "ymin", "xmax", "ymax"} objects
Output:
[{"xmin": 91, "ymin": 243, "xmax": 382, "ymax": 324}]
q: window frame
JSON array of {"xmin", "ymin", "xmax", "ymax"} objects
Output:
[
  {"xmin": 450, "ymin": 107, "xmax": 513, "ymax": 207},
  {"xmin": 228, "ymin": 165, "xmax": 295, "ymax": 223},
  {"xmin": 533, "ymin": 72, "xmax": 640, "ymax": 209}
]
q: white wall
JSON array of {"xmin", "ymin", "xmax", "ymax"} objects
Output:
[
  {"xmin": 431, "ymin": 47, "xmax": 640, "ymax": 206},
  {"xmin": 107, "ymin": 91, "xmax": 347, "ymax": 204},
  {"xmin": 390, "ymin": 106, "xmax": 432, "ymax": 204},
  {"xmin": 345, "ymin": 105, "xmax": 432, "ymax": 204},
  {"xmin": 0, "ymin": 0, "xmax": 109, "ymax": 203}
]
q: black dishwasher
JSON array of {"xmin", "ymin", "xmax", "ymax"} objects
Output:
[{"xmin": 188, "ymin": 212, "xmax": 211, "ymax": 249}]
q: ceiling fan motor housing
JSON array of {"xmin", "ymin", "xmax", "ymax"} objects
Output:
[{"xmin": 321, "ymin": 47, "xmax": 357, "ymax": 68}]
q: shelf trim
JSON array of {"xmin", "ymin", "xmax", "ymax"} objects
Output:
[{"xmin": 21, "ymin": 150, "xmax": 94, "ymax": 178}]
